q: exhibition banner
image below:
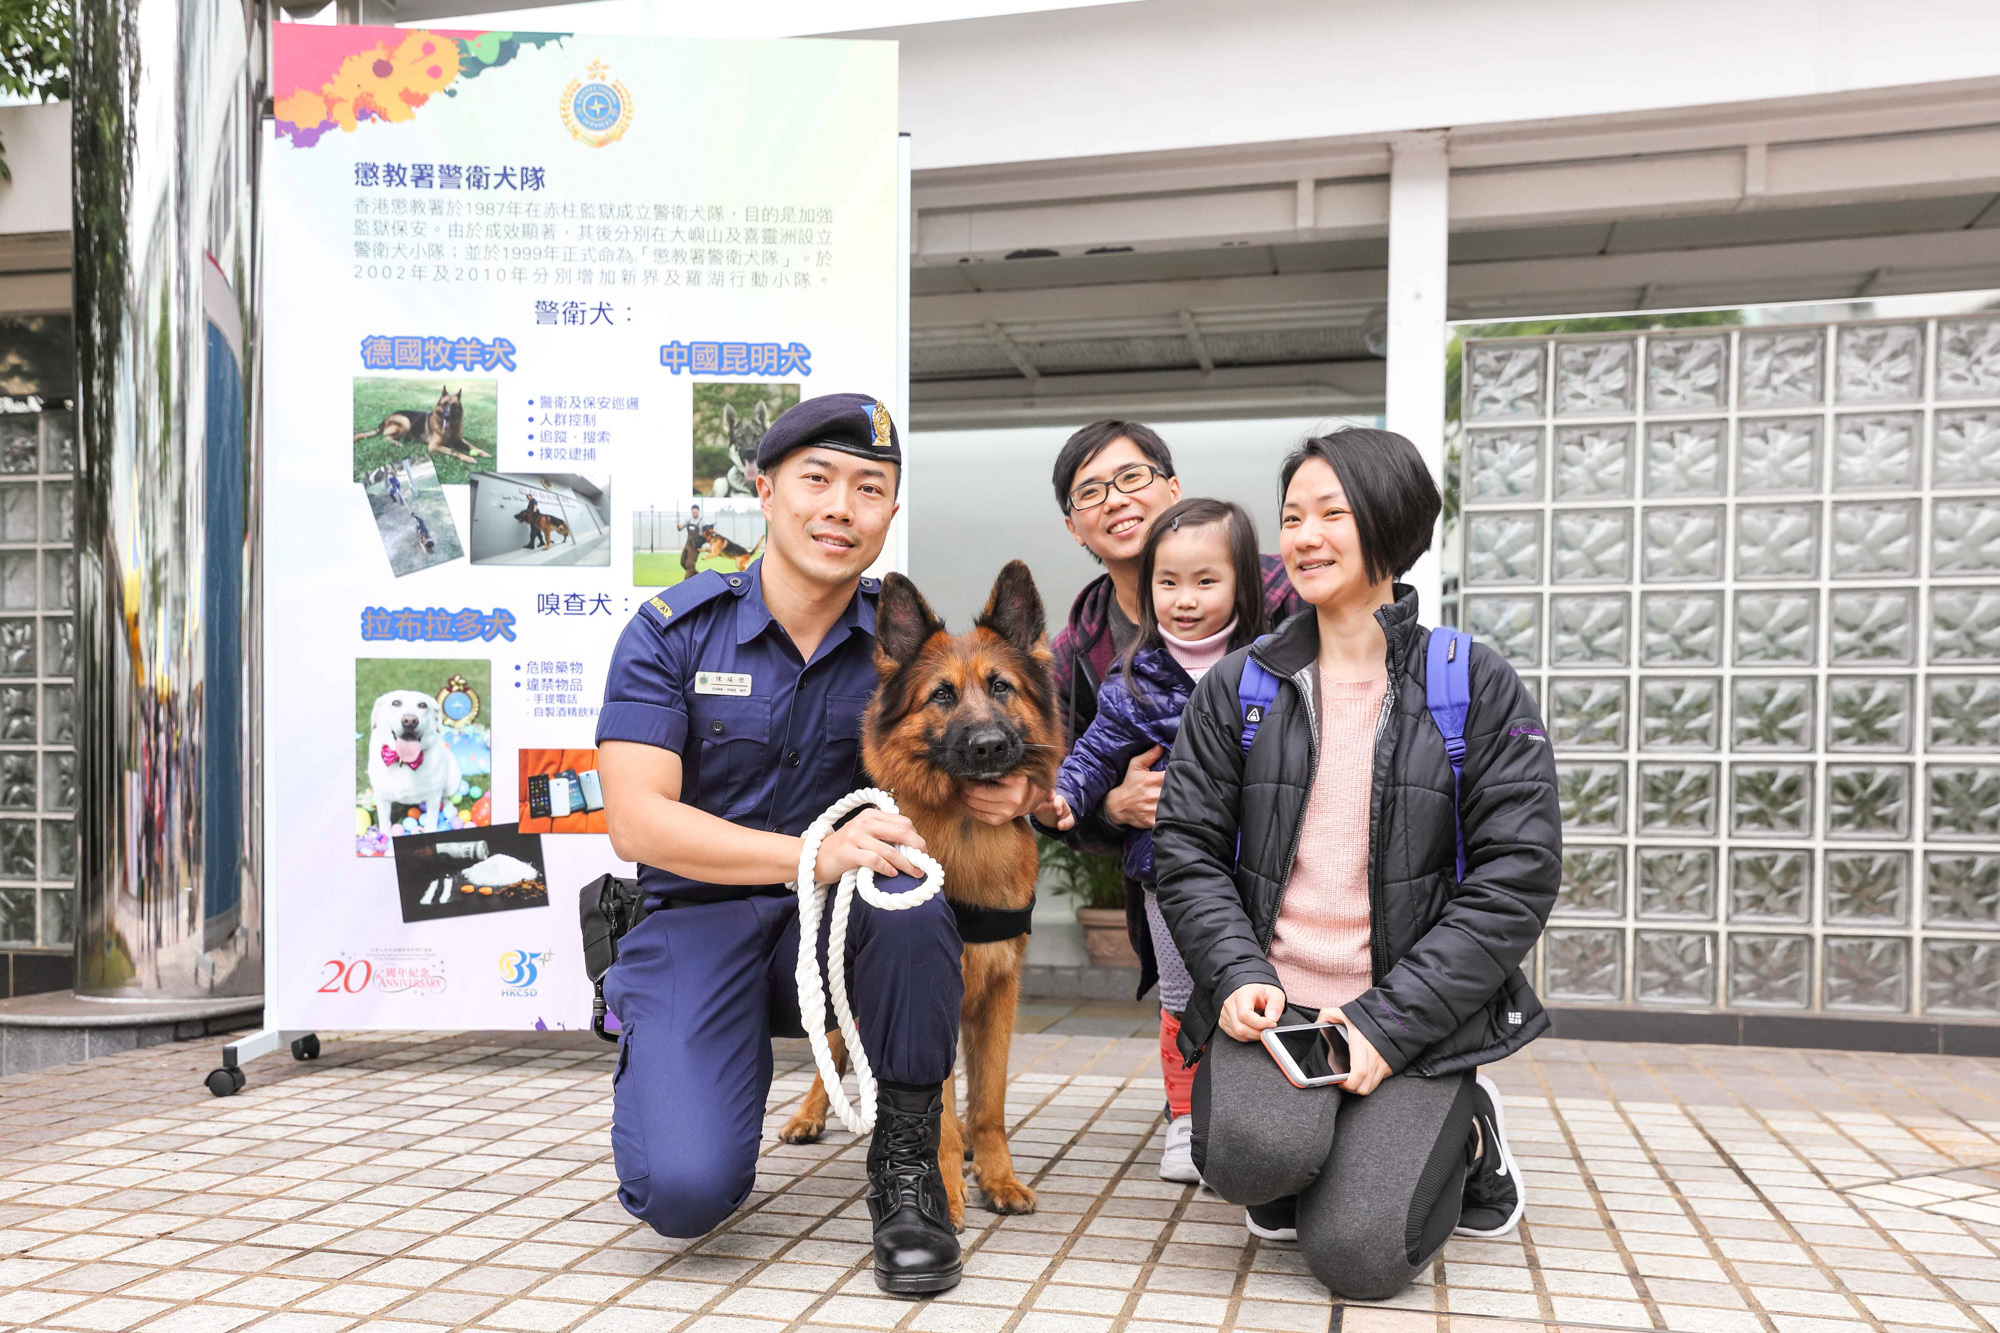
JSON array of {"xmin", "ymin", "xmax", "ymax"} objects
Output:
[{"xmin": 262, "ymin": 24, "xmax": 903, "ymax": 1029}]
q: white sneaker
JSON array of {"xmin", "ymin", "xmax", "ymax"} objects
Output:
[
  {"xmin": 1453, "ymin": 1072, "xmax": 1525, "ymax": 1238},
  {"xmin": 1159, "ymin": 1115, "xmax": 1202, "ymax": 1185},
  {"xmin": 1244, "ymin": 1197, "xmax": 1298, "ymax": 1241}
]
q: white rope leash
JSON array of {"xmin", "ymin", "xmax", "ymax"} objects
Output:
[{"xmin": 795, "ymin": 788, "xmax": 945, "ymax": 1135}]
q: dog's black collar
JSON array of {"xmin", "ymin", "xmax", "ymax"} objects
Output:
[{"xmin": 952, "ymin": 894, "xmax": 1034, "ymax": 945}]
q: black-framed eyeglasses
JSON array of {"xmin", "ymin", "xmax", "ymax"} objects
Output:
[{"xmin": 1069, "ymin": 463, "xmax": 1167, "ymax": 512}]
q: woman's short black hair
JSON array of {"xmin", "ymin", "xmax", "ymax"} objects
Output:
[
  {"xmin": 1051, "ymin": 419, "xmax": 1175, "ymax": 513},
  {"xmin": 1279, "ymin": 428, "xmax": 1441, "ymax": 583}
]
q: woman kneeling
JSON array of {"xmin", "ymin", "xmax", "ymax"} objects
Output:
[{"xmin": 1152, "ymin": 428, "xmax": 1561, "ymax": 1301}]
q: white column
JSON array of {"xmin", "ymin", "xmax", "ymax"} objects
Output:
[{"xmin": 1386, "ymin": 130, "xmax": 1449, "ymax": 617}]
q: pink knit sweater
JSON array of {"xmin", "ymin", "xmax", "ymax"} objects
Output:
[{"xmin": 1267, "ymin": 668, "xmax": 1389, "ymax": 1011}]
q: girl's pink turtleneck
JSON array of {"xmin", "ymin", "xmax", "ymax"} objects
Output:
[{"xmin": 1161, "ymin": 616, "xmax": 1237, "ymax": 682}]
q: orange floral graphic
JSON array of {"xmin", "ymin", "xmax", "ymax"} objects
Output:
[{"xmin": 275, "ymin": 30, "xmax": 463, "ymax": 138}]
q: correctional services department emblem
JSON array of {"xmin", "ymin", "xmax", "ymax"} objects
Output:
[
  {"xmin": 869, "ymin": 401, "xmax": 893, "ymax": 449},
  {"xmin": 561, "ymin": 60, "xmax": 632, "ymax": 148},
  {"xmin": 437, "ymin": 673, "xmax": 481, "ymax": 726}
]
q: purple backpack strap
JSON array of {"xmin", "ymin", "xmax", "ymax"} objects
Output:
[
  {"xmin": 1426, "ymin": 627, "xmax": 1474, "ymax": 883},
  {"xmin": 1237, "ymin": 641, "xmax": 1281, "ymax": 755},
  {"xmin": 1233, "ymin": 640, "xmax": 1281, "ymax": 869}
]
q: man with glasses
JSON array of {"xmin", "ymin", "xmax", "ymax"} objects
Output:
[{"xmin": 1037, "ymin": 421, "xmax": 1304, "ymax": 994}]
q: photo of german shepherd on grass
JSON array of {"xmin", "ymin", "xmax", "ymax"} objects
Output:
[
  {"xmin": 353, "ymin": 377, "xmax": 499, "ymax": 487},
  {"xmin": 354, "ymin": 386, "xmax": 492, "ymax": 463},
  {"xmin": 780, "ymin": 561, "xmax": 1057, "ymax": 1225}
]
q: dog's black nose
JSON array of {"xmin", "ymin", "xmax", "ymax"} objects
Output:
[{"xmin": 963, "ymin": 726, "xmax": 1021, "ymax": 770}]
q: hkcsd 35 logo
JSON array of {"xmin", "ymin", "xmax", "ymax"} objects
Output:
[{"xmin": 499, "ymin": 948, "xmax": 554, "ymax": 997}]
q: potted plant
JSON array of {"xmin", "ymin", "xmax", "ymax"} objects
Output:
[{"xmin": 1037, "ymin": 834, "xmax": 1138, "ymax": 968}]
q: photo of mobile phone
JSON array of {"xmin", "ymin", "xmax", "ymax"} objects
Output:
[
  {"xmin": 558, "ymin": 769, "xmax": 586, "ymax": 812},
  {"xmin": 578, "ymin": 769, "xmax": 604, "ymax": 812},
  {"xmin": 1260, "ymin": 1021, "xmax": 1351, "ymax": 1089},
  {"xmin": 526, "ymin": 774, "xmax": 551, "ymax": 820},
  {"xmin": 548, "ymin": 779, "xmax": 572, "ymax": 818}
]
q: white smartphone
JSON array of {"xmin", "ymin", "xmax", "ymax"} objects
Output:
[
  {"xmin": 549, "ymin": 780, "xmax": 573, "ymax": 818},
  {"xmin": 1260, "ymin": 1021, "xmax": 1351, "ymax": 1089}
]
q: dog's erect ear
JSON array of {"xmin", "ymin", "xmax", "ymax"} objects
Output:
[
  {"xmin": 723, "ymin": 404, "xmax": 738, "ymax": 432},
  {"xmin": 754, "ymin": 400, "xmax": 770, "ymax": 428},
  {"xmin": 976, "ymin": 560, "xmax": 1045, "ymax": 656},
  {"xmin": 875, "ymin": 572, "xmax": 944, "ymax": 668}
]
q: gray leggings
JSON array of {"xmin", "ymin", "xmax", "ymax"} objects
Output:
[{"xmin": 1191, "ymin": 1022, "xmax": 1475, "ymax": 1301}]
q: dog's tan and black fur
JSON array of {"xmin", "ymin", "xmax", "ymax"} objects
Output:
[
  {"xmin": 515, "ymin": 504, "xmax": 574, "ymax": 548},
  {"xmin": 780, "ymin": 561, "xmax": 1057, "ymax": 1225},
  {"xmin": 703, "ymin": 530, "xmax": 766, "ymax": 571},
  {"xmin": 353, "ymin": 387, "xmax": 492, "ymax": 463}
]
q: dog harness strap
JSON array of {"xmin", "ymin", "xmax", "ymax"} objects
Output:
[
  {"xmin": 795, "ymin": 789, "xmax": 946, "ymax": 1136},
  {"xmin": 951, "ymin": 896, "xmax": 1034, "ymax": 945}
]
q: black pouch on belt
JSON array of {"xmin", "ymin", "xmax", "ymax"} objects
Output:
[{"xmin": 577, "ymin": 873, "xmax": 647, "ymax": 1042}]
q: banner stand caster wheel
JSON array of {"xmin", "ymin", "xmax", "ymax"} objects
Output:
[
  {"xmin": 205, "ymin": 1067, "xmax": 246, "ymax": 1097},
  {"xmin": 290, "ymin": 1034, "xmax": 320, "ymax": 1061}
]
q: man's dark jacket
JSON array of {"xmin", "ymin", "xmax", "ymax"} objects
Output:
[{"xmin": 1152, "ymin": 585, "xmax": 1561, "ymax": 1076}]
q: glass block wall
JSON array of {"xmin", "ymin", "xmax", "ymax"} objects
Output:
[
  {"xmin": 0, "ymin": 314, "xmax": 76, "ymax": 957},
  {"xmin": 1459, "ymin": 305, "xmax": 2000, "ymax": 1021}
]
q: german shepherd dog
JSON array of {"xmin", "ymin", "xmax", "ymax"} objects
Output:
[
  {"xmin": 515, "ymin": 504, "xmax": 574, "ymax": 548},
  {"xmin": 354, "ymin": 387, "xmax": 492, "ymax": 463},
  {"xmin": 702, "ymin": 529, "xmax": 766, "ymax": 571},
  {"xmin": 779, "ymin": 561, "xmax": 1057, "ymax": 1225},
  {"xmin": 715, "ymin": 401, "xmax": 768, "ymax": 496}
]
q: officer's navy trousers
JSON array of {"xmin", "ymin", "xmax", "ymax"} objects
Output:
[{"xmin": 603, "ymin": 880, "xmax": 962, "ymax": 1238}]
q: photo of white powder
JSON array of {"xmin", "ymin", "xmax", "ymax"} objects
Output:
[{"xmin": 460, "ymin": 853, "xmax": 542, "ymax": 887}]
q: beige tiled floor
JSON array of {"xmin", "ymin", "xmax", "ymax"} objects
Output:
[{"xmin": 1, "ymin": 1008, "xmax": 1999, "ymax": 1333}]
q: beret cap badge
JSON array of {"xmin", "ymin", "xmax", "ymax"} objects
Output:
[{"xmin": 752, "ymin": 392, "xmax": 901, "ymax": 480}]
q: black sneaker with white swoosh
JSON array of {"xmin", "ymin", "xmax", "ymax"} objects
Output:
[{"xmin": 1453, "ymin": 1073, "xmax": 1525, "ymax": 1237}]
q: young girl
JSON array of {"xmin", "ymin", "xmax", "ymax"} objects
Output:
[{"xmin": 1045, "ymin": 497, "xmax": 1269, "ymax": 1184}]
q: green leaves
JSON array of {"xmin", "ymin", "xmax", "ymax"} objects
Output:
[{"xmin": 0, "ymin": 0, "xmax": 70, "ymax": 185}]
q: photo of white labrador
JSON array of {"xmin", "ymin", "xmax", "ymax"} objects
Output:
[{"xmin": 366, "ymin": 688, "xmax": 465, "ymax": 834}]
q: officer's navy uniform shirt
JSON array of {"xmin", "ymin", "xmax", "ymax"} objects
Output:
[{"xmin": 596, "ymin": 559, "xmax": 879, "ymax": 904}]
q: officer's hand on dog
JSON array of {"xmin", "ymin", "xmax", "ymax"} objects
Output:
[
  {"xmin": 1219, "ymin": 982, "xmax": 1286, "ymax": 1041},
  {"xmin": 1103, "ymin": 746, "xmax": 1165, "ymax": 830},
  {"xmin": 960, "ymin": 772, "xmax": 1043, "ymax": 826},
  {"xmin": 811, "ymin": 810, "xmax": 929, "ymax": 884}
]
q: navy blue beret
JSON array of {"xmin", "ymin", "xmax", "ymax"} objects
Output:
[{"xmin": 754, "ymin": 393, "xmax": 901, "ymax": 477}]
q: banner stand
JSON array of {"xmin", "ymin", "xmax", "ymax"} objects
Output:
[{"xmin": 209, "ymin": 25, "xmax": 908, "ymax": 1095}]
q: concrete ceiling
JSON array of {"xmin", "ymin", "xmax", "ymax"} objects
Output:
[{"xmin": 909, "ymin": 84, "xmax": 2000, "ymax": 427}]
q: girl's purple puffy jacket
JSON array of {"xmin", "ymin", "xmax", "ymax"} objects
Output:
[{"xmin": 1052, "ymin": 643, "xmax": 1194, "ymax": 884}]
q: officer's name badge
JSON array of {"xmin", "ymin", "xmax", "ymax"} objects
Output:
[{"xmin": 694, "ymin": 671, "xmax": 753, "ymax": 696}]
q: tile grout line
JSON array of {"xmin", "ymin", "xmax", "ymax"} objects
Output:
[
  {"xmin": 1609, "ymin": 1048, "xmax": 1786, "ymax": 1333},
  {"xmin": 1525, "ymin": 1059, "xmax": 1669, "ymax": 1331},
  {"xmin": 1678, "ymin": 1089, "xmax": 1917, "ymax": 1332},
  {"xmin": 16, "ymin": 1037, "xmax": 647, "ymax": 1333},
  {"xmin": 979, "ymin": 1060, "xmax": 1162, "ymax": 1333}
]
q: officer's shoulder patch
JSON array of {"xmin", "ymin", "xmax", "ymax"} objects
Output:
[
  {"xmin": 645, "ymin": 571, "xmax": 729, "ymax": 626},
  {"xmin": 859, "ymin": 576, "xmax": 881, "ymax": 595}
]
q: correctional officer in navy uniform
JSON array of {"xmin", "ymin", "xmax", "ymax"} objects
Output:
[{"xmin": 596, "ymin": 394, "xmax": 1037, "ymax": 1295}]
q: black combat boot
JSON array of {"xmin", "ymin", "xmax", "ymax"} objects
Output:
[{"xmin": 866, "ymin": 1080, "xmax": 961, "ymax": 1295}]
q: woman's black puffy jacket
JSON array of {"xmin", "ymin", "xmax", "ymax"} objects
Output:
[{"xmin": 1153, "ymin": 585, "xmax": 1561, "ymax": 1077}]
